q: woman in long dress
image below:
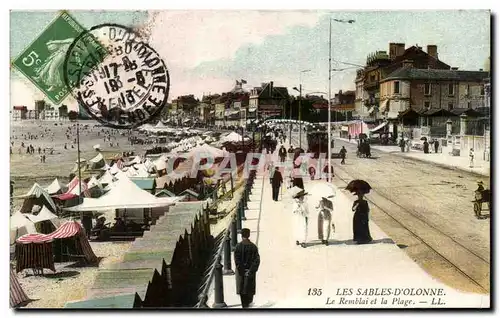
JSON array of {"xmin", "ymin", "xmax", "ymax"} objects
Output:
[{"xmin": 352, "ymin": 192, "xmax": 372, "ymax": 244}]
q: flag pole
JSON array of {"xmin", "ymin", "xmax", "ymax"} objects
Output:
[
  {"xmin": 327, "ymin": 19, "xmax": 332, "ymax": 183},
  {"xmin": 76, "ymin": 106, "xmax": 83, "ymax": 204}
]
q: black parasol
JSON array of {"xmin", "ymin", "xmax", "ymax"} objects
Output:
[
  {"xmin": 420, "ymin": 136, "xmax": 427, "ymax": 141},
  {"xmin": 345, "ymin": 179, "xmax": 372, "ymax": 194}
]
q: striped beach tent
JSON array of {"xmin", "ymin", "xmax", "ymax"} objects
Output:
[
  {"xmin": 10, "ymin": 268, "xmax": 30, "ymax": 307},
  {"xmin": 16, "ymin": 221, "xmax": 98, "ymax": 272}
]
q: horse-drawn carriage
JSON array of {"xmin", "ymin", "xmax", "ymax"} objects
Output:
[
  {"xmin": 473, "ymin": 188, "xmax": 491, "ymax": 219},
  {"xmin": 356, "ymin": 141, "xmax": 371, "ymax": 158}
]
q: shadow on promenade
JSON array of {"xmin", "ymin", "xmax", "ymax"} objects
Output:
[{"xmin": 305, "ymin": 237, "xmax": 395, "ymax": 248}]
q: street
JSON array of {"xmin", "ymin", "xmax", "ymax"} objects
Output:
[{"xmin": 291, "ymin": 133, "xmax": 490, "ymax": 294}]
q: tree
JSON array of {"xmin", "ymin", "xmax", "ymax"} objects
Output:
[{"xmin": 68, "ymin": 110, "xmax": 78, "ymax": 121}]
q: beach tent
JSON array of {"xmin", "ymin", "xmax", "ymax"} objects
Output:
[
  {"xmin": 24, "ymin": 206, "xmax": 60, "ymax": 233},
  {"xmin": 16, "ymin": 221, "xmax": 98, "ymax": 269},
  {"xmin": 221, "ymin": 132, "xmax": 250, "ymax": 143},
  {"xmin": 89, "ymin": 153, "xmax": 106, "ymax": 170},
  {"xmin": 10, "ymin": 268, "xmax": 30, "ymax": 307},
  {"xmin": 87, "ymin": 176, "xmax": 103, "ymax": 190},
  {"xmin": 188, "ymin": 143, "xmax": 228, "ymax": 159},
  {"xmin": 63, "ymin": 177, "xmax": 183, "ymax": 212},
  {"xmin": 55, "ymin": 177, "xmax": 90, "ymax": 200},
  {"xmin": 10, "ymin": 211, "xmax": 37, "ymax": 244},
  {"xmin": 98, "ymin": 170, "xmax": 113, "ymax": 185},
  {"xmin": 72, "ymin": 158, "xmax": 88, "ymax": 173},
  {"xmin": 45, "ymin": 178, "xmax": 67, "ymax": 195},
  {"xmin": 15, "ymin": 183, "xmax": 57, "ymax": 213}
]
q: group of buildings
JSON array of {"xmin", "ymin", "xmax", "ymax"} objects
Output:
[{"xmin": 11, "ymin": 100, "xmax": 69, "ymax": 121}]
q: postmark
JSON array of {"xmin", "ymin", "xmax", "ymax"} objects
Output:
[
  {"xmin": 63, "ymin": 23, "xmax": 170, "ymax": 129},
  {"xmin": 11, "ymin": 11, "xmax": 98, "ymax": 105}
]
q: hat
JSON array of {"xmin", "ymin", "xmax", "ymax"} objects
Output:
[
  {"xmin": 477, "ymin": 181, "xmax": 484, "ymax": 185},
  {"xmin": 293, "ymin": 190, "xmax": 309, "ymax": 199}
]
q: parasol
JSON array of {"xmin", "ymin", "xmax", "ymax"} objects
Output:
[
  {"xmin": 345, "ymin": 179, "xmax": 372, "ymax": 194},
  {"xmin": 420, "ymin": 137, "xmax": 427, "ymax": 141}
]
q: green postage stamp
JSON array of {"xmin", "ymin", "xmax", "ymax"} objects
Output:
[{"xmin": 12, "ymin": 11, "xmax": 105, "ymax": 105}]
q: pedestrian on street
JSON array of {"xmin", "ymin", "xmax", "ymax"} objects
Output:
[
  {"xmin": 348, "ymin": 134, "xmax": 351, "ymax": 142},
  {"xmin": 469, "ymin": 148, "xmax": 475, "ymax": 168},
  {"xmin": 293, "ymin": 189, "xmax": 310, "ymax": 248},
  {"xmin": 434, "ymin": 139, "xmax": 439, "ymax": 153},
  {"xmin": 234, "ymin": 228, "xmax": 260, "ymax": 309},
  {"xmin": 340, "ymin": 146, "xmax": 347, "ymax": 165},
  {"xmin": 352, "ymin": 191, "xmax": 373, "ymax": 244},
  {"xmin": 271, "ymin": 167, "xmax": 283, "ymax": 201},
  {"xmin": 317, "ymin": 197, "xmax": 334, "ymax": 245},
  {"xmin": 278, "ymin": 145, "xmax": 287, "ymax": 163}
]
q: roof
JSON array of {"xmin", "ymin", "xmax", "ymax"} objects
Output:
[
  {"xmin": 398, "ymin": 108, "xmax": 421, "ymax": 119},
  {"xmin": 382, "ymin": 68, "xmax": 489, "ymax": 82},
  {"xmin": 418, "ymin": 108, "xmax": 454, "ymax": 117},
  {"xmin": 155, "ymin": 189, "xmax": 176, "ymax": 197},
  {"xmin": 180, "ymin": 189, "xmax": 199, "ymax": 198},
  {"xmin": 130, "ymin": 178, "xmax": 156, "ymax": 190},
  {"xmin": 449, "ymin": 108, "xmax": 483, "ymax": 117}
]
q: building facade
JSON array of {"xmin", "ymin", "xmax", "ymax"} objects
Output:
[
  {"xmin": 12, "ymin": 106, "xmax": 28, "ymax": 120},
  {"xmin": 379, "ymin": 67, "xmax": 489, "ymax": 119},
  {"xmin": 249, "ymin": 81, "xmax": 289, "ymax": 120},
  {"xmin": 356, "ymin": 43, "xmax": 451, "ymax": 121}
]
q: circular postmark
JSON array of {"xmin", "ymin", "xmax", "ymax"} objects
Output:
[{"xmin": 63, "ymin": 23, "xmax": 170, "ymax": 129}]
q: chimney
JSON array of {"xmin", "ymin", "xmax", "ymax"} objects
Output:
[
  {"xmin": 402, "ymin": 59, "xmax": 414, "ymax": 68},
  {"xmin": 270, "ymin": 81, "xmax": 274, "ymax": 97},
  {"xmin": 451, "ymin": 67, "xmax": 459, "ymax": 70},
  {"xmin": 389, "ymin": 43, "xmax": 406, "ymax": 60},
  {"xmin": 427, "ymin": 45, "xmax": 438, "ymax": 59}
]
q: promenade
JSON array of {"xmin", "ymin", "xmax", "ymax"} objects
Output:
[
  {"xmin": 207, "ymin": 142, "xmax": 490, "ymax": 308},
  {"xmin": 336, "ymin": 137, "xmax": 490, "ymax": 177}
]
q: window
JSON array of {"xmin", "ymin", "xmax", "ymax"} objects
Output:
[
  {"xmin": 448, "ymin": 83, "xmax": 454, "ymax": 95},
  {"xmin": 394, "ymin": 81, "xmax": 400, "ymax": 94},
  {"xmin": 480, "ymin": 85, "xmax": 485, "ymax": 96},
  {"xmin": 448, "ymin": 102, "xmax": 454, "ymax": 110},
  {"xmin": 370, "ymin": 75, "xmax": 376, "ymax": 82},
  {"xmin": 468, "ymin": 102, "xmax": 472, "ymax": 109},
  {"xmin": 424, "ymin": 83, "xmax": 431, "ymax": 95},
  {"xmin": 424, "ymin": 101, "xmax": 430, "ymax": 109}
]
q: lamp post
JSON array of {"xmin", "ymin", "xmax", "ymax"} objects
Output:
[
  {"xmin": 328, "ymin": 17, "xmax": 355, "ymax": 182},
  {"xmin": 293, "ymin": 69, "xmax": 311, "ymax": 149}
]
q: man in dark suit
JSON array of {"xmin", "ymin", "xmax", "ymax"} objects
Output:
[
  {"xmin": 271, "ymin": 167, "xmax": 283, "ymax": 201},
  {"xmin": 278, "ymin": 145, "xmax": 287, "ymax": 162},
  {"xmin": 234, "ymin": 228, "xmax": 260, "ymax": 308}
]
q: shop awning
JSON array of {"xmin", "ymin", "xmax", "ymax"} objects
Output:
[{"xmin": 370, "ymin": 121, "xmax": 388, "ymax": 133}]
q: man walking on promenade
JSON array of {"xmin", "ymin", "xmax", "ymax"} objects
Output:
[
  {"xmin": 234, "ymin": 228, "xmax": 260, "ymax": 308},
  {"xmin": 271, "ymin": 167, "xmax": 283, "ymax": 201},
  {"xmin": 278, "ymin": 145, "xmax": 287, "ymax": 163},
  {"xmin": 340, "ymin": 146, "xmax": 347, "ymax": 165}
]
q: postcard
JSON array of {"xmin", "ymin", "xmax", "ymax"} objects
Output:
[{"xmin": 9, "ymin": 9, "xmax": 491, "ymax": 309}]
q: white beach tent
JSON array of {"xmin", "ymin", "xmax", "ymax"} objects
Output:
[
  {"xmin": 188, "ymin": 143, "xmax": 228, "ymax": 158},
  {"xmin": 45, "ymin": 178, "xmax": 67, "ymax": 195},
  {"xmin": 63, "ymin": 176, "xmax": 183, "ymax": 212},
  {"xmin": 24, "ymin": 206, "xmax": 61, "ymax": 228},
  {"xmin": 89, "ymin": 152, "xmax": 105, "ymax": 169},
  {"xmin": 10, "ymin": 211, "xmax": 37, "ymax": 243},
  {"xmin": 221, "ymin": 131, "xmax": 250, "ymax": 143},
  {"xmin": 15, "ymin": 183, "xmax": 57, "ymax": 212}
]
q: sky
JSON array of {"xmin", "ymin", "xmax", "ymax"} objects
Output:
[{"xmin": 10, "ymin": 10, "xmax": 490, "ymax": 109}]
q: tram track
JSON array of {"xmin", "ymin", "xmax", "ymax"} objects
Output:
[
  {"xmin": 289, "ymin": 133, "xmax": 490, "ymax": 294},
  {"xmin": 332, "ymin": 153, "xmax": 490, "ymax": 294}
]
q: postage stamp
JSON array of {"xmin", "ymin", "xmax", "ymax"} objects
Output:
[
  {"xmin": 63, "ymin": 24, "xmax": 170, "ymax": 129},
  {"xmin": 11, "ymin": 11, "xmax": 101, "ymax": 105}
]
